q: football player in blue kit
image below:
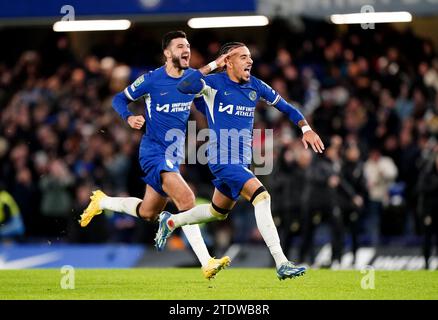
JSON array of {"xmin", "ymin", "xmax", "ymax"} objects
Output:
[
  {"xmin": 155, "ymin": 42, "xmax": 325, "ymax": 280},
  {"xmin": 79, "ymin": 31, "xmax": 230, "ymax": 279}
]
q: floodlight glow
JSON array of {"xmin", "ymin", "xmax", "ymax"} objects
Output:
[
  {"xmin": 330, "ymin": 12, "xmax": 412, "ymax": 24},
  {"xmin": 188, "ymin": 16, "xmax": 269, "ymax": 29},
  {"xmin": 53, "ymin": 20, "xmax": 131, "ymax": 32}
]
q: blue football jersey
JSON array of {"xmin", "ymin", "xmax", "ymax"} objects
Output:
[
  {"xmin": 198, "ymin": 72, "xmax": 280, "ymax": 165},
  {"xmin": 123, "ymin": 66, "xmax": 199, "ymax": 155}
]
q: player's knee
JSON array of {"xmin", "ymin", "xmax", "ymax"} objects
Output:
[
  {"xmin": 210, "ymin": 203, "xmax": 230, "ymax": 220},
  {"xmin": 175, "ymin": 192, "xmax": 196, "ymax": 211},
  {"xmin": 250, "ymin": 186, "xmax": 270, "ymax": 206},
  {"xmin": 137, "ymin": 204, "xmax": 158, "ymax": 221}
]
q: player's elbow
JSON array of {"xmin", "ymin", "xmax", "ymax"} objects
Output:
[
  {"xmin": 177, "ymin": 80, "xmax": 193, "ymax": 94},
  {"xmin": 112, "ymin": 92, "xmax": 127, "ymax": 108},
  {"xmin": 111, "ymin": 93, "xmax": 120, "ymax": 110}
]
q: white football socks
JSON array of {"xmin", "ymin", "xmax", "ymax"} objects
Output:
[
  {"xmin": 181, "ymin": 224, "xmax": 211, "ymax": 267},
  {"xmin": 100, "ymin": 196, "xmax": 212, "ymax": 267},
  {"xmin": 99, "ymin": 196, "xmax": 142, "ymax": 217},
  {"xmin": 253, "ymin": 195, "xmax": 288, "ymax": 268},
  {"xmin": 170, "ymin": 204, "xmax": 225, "ymax": 228}
]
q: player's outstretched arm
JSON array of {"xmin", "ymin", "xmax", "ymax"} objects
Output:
[
  {"xmin": 298, "ymin": 119, "xmax": 325, "ymax": 153},
  {"xmin": 273, "ymin": 97, "xmax": 324, "ymax": 153}
]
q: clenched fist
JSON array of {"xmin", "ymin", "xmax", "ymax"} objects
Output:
[{"xmin": 127, "ymin": 115, "xmax": 145, "ymax": 130}]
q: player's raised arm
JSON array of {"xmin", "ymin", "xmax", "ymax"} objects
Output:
[
  {"xmin": 177, "ymin": 49, "xmax": 238, "ymax": 94},
  {"xmin": 176, "ymin": 70, "xmax": 205, "ymax": 94},
  {"xmin": 198, "ymin": 48, "xmax": 236, "ymax": 75}
]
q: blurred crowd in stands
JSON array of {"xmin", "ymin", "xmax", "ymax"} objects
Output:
[{"xmin": 1, "ymin": 19, "xmax": 437, "ymax": 267}]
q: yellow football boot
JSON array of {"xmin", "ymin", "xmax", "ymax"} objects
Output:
[
  {"xmin": 79, "ymin": 190, "xmax": 107, "ymax": 227},
  {"xmin": 202, "ymin": 256, "xmax": 231, "ymax": 280}
]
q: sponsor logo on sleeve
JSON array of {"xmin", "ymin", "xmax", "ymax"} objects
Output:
[{"xmin": 132, "ymin": 75, "xmax": 145, "ymax": 90}]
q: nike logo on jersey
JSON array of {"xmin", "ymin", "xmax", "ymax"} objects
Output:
[
  {"xmin": 224, "ymin": 91, "xmax": 232, "ymax": 96},
  {"xmin": 160, "ymin": 92, "xmax": 169, "ymax": 96}
]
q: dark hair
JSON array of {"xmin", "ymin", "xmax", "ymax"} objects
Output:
[
  {"xmin": 162, "ymin": 30, "xmax": 187, "ymax": 50},
  {"xmin": 218, "ymin": 42, "xmax": 245, "ymax": 57}
]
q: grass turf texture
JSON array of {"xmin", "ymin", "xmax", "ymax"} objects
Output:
[{"xmin": 0, "ymin": 268, "xmax": 437, "ymax": 300}]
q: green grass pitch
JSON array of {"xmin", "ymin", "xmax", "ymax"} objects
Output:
[{"xmin": 0, "ymin": 268, "xmax": 437, "ymax": 300}]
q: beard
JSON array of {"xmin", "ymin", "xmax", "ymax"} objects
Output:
[
  {"xmin": 238, "ymin": 74, "xmax": 250, "ymax": 84},
  {"xmin": 171, "ymin": 54, "xmax": 188, "ymax": 70}
]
